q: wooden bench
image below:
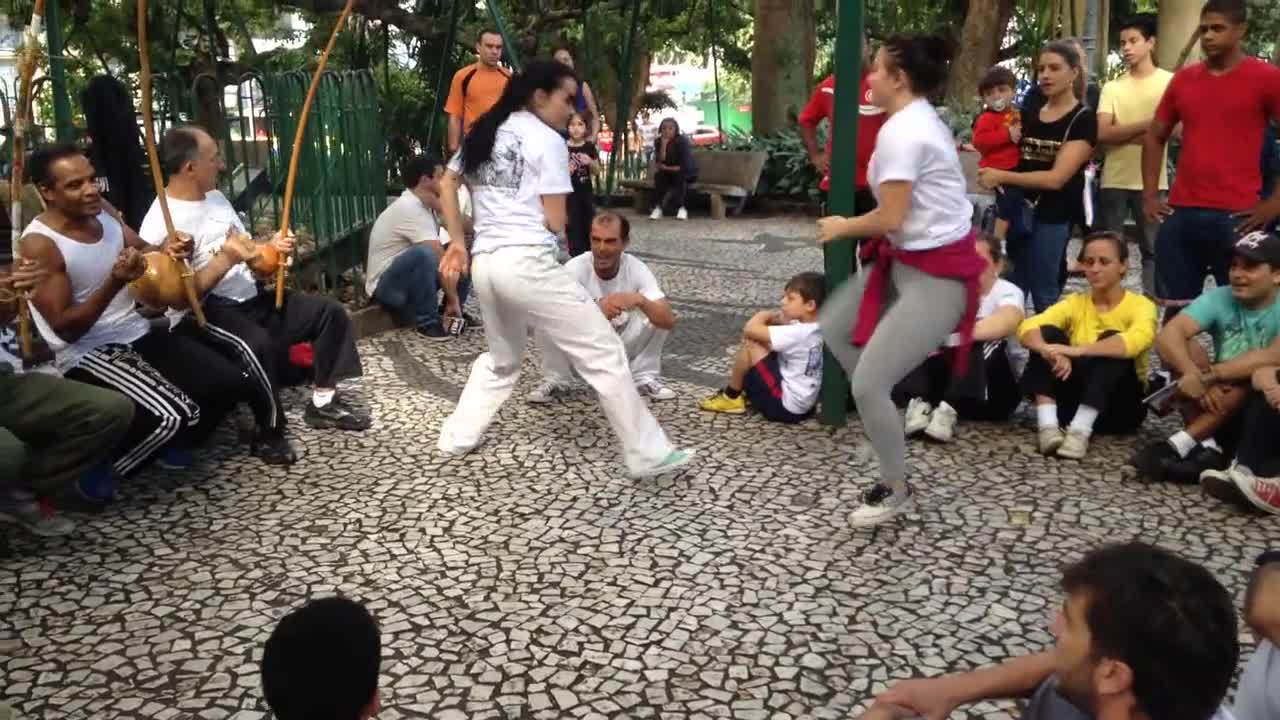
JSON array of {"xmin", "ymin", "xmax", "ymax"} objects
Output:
[{"xmin": 620, "ymin": 149, "xmax": 769, "ymax": 220}]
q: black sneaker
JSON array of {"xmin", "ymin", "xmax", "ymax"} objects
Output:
[
  {"xmin": 1130, "ymin": 441, "xmax": 1178, "ymax": 482},
  {"xmin": 415, "ymin": 323, "xmax": 450, "ymax": 341},
  {"xmin": 1164, "ymin": 445, "xmax": 1229, "ymax": 486},
  {"xmin": 461, "ymin": 311, "xmax": 483, "ymax": 329},
  {"xmin": 847, "ymin": 482, "xmax": 915, "ymax": 528},
  {"xmin": 304, "ymin": 397, "xmax": 372, "ymax": 431},
  {"xmin": 252, "ymin": 431, "xmax": 298, "ymax": 466}
]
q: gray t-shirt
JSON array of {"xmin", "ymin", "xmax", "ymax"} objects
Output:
[
  {"xmin": 365, "ymin": 190, "xmax": 439, "ymax": 296},
  {"xmin": 1023, "ymin": 677, "xmax": 1236, "ymax": 720},
  {"xmin": 1234, "ymin": 640, "xmax": 1279, "ymax": 720}
]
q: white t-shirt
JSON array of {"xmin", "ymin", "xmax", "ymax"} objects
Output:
[
  {"xmin": 1233, "ymin": 639, "xmax": 1279, "ymax": 720},
  {"xmin": 867, "ymin": 98, "xmax": 972, "ymax": 251},
  {"xmin": 138, "ymin": 191, "xmax": 259, "ymax": 311},
  {"xmin": 978, "ymin": 278, "xmax": 1024, "ymax": 320},
  {"xmin": 448, "ymin": 111, "xmax": 573, "ymax": 255},
  {"xmin": 366, "ymin": 190, "xmax": 439, "ymax": 296},
  {"xmin": 564, "ymin": 252, "xmax": 665, "ymax": 329},
  {"xmin": 767, "ymin": 321, "xmax": 823, "ymax": 415}
]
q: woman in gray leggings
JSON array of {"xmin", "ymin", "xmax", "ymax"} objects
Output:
[{"xmin": 816, "ymin": 34, "xmax": 985, "ymax": 528}]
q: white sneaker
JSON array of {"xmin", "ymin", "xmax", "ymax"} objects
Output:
[
  {"xmin": 1038, "ymin": 426, "xmax": 1066, "ymax": 455},
  {"xmin": 649, "ymin": 207, "xmax": 663, "ymax": 220},
  {"xmin": 437, "ymin": 424, "xmax": 485, "ymax": 456},
  {"xmin": 1233, "ymin": 464, "xmax": 1280, "ymax": 516},
  {"xmin": 1056, "ymin": 429, "xmax": 1090, "ymax": 460},
  {"xmin": 847, "ymin": 483, "xmax": 916, "ymax": 529},
  {"xmin": 527, "ymin": 379, "xmax": 571, "ymax": 404},
  {"xmin": 631, "ymin": 449, "xmax": 695, "ymax": 479},
  {"xmin": 1200, "ymin": 462, "xmax": 1258, "ymax": 513},
  {"xmin": 903, "ymin": 398, "xmax": 932, "ymax": 436},
  {"xmin": 0, "ymin": 490, "xmax": 76, "ymax": 538},
  {"xmin": 637, "ymin": 380, "xmax": 676, "ymax": 401},
  {"xmin": 923, "ymin": 401, "xmax": 958, "ymax": 443},
  {"xmin": 676, "ymin": 207, "xmax": 688, "ymax": 221}
]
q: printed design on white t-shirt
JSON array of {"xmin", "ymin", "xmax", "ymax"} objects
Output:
[
  {"xmin": 803, "ymin": 344, "xmax": 822, "ymax": 378},
  {"xmin": 0, "ymin": 321, "xmax": 19, "ymax": 366},
  {"xmin": 471, "ymin": 128, "xmax": 527, "ymax": 194}
]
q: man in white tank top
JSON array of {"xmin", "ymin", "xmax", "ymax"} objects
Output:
[
  {"xmin": 21, "ymin": 145, "xmax": 264, "ymax": 496},
  {"xmin": 139, "ymin": 127, "xmax": 369, "ymax": 437}
]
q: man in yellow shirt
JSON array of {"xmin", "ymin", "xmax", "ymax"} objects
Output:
[
  {"xmin": 444, "ymin": 29, "xmax": 512, "ymax": 156},
  {"xmin": 1096, "ymin": 14, "xmax": 1173, "ymax": 297}
]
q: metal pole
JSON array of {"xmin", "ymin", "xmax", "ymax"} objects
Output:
[
  {"xmin": 604, "ymin": 0, "xmax": 642, "ymax": 199},
  {"xmin": 818, "ymin": 0, "xmax": 862, "ymax": 428},
  {"xmin": 708, "ymin": 0, "xmax": 724, "ymax": 144},
  {"xmin": 483, "ymin": 0, "xmax": 522, "ymax": 71},
  {"xmin": 426, "ymin": 0, "xmax": 464, "ymax": 154},
  {"xmin": 45, "ymin": 0, "xmax": 72, "ymax": 141}
]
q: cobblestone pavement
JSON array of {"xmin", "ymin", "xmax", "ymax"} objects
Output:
[{"xmin": 2, "ymin": 211, "xmax": 1273, "ymax": 720}]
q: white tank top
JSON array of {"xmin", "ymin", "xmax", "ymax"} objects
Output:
[{"xmin": 26, "ymin": 211, "xmax": 150, "ymax": 371}]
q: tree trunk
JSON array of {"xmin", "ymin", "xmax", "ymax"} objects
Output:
[
  {"xmin": 1157, "ymin": 0, "xmax": 1202, "ymax": 70},
  {"xmin": 750, "ymin": 0, "xmax": 815, "ymax": 136},
  {"xmin": 947, "ymin": 0, "xmax": 1013, "ymax": 109}
]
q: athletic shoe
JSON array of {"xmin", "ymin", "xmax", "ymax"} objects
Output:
[
  {"xmin": 437, "ymin": 424, "xmax": 486, "ymax": 456},
  {"xmin": 156, "ymin": 447, "xmax": 194, "ymax": 470},
  {"xmin": 415, "ymin": 323, "xmax": 451, "ymax": 341},
  {"xmin": 75, "ymin": 462, "xmax": 116, "ymax": 504},
  {"xmin": 1163, "ymin": 445, "xmax": 1229, "ymax": 486},
  {"xmin": 461, "ymin": 311, "xmax": 483, "ymax": 329},
  {"xmin": 1056, "ymin": 430, "xmax": 1090, "ymax": 460},
  {"xmin": 630, "ymin": 449, "xmax": 695, "ymax": 479},
  {"xmin": 903, "ymin": 398, "xmax": 932, "ymax": 436},
  {"xmin": 304, "ymin": 395, "xmax": 371, "ymax": 431},
  {"xmin": 923, "ymin": 402, "xmax": 957, "ymax": 443},
  {"xmin": 0, "ymin": 491, "xmax": 77, "ymax": 538},
  {"xmin": 1234, "ymin": 465, "xmax": 1280, "ymax": 516},
  {"xmin": 252, "ymin": 431, "xmax": 298, "ymax": 466},
  {"xmin": 1200, "ymin": 464, "xmax": 1262, "ymax": 513},
  {"xmin": 1037, "ymin": 426, "xmax": 1066, "ymax": 455},
  {"xmin": 847, "ymin": 483, "xmax": 915, "ymax": 529},
  {"xmin": 676, "ymin": 207, "xmax": 689, "ymax": 221},
  {"xmin": 699, "ymin": 390, "xmax": 746, "ymax": 414},
  {"xmin": 649, "ymin": 207, "xmax": 663, "ymax": 220},
  {"xmin": 1131, "ymin": 441, "xmax": 1179, "ymax": 482},
  {"xmin": 637, "ymin": 380, "xmax": 677, "ymax": 401},
  {"xmin": 528, "ymin": 380, "xmax": 573, "ymax": 404}
]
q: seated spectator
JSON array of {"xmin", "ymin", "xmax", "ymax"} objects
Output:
[
  {"xmin": 1018, "ymin": 232, "xmax": 1157, "ymax": 459},
  {"xmin": 1232, "ymin": 551, "xmax": 1280, "ymax": 720},
  {"xmin": 896, "ymin": 233, "xmax": 1026, "ymax": 442},
  {"xmin": 262, "ymin": 597, "xmax": 381, "ymax": 720},
  {"xmin": 0, "ymin": 258, "xmax": 133, "ymax": 537},
  {"xmin": 528, "ymin": 212, "xmax": 677, "ymax": 402},
  {"xmin": 700, "ymin": 271, "xmax": 825, "ymax": 424},
  {"xmin": 1200, "ymin": 365, "xmax": 1280, "ymax": 516},
  {"xmin": 1134, "ymin": 231, "xmax": 1280, "ymax": 484},
  {"xmin": 972, "ymin": 67, "xmax": 1023, "ymax": 242},
  {"xmin": 860, "ymin": 542, "xmax": 1239, "ymax": 720},
  {"xmin": 648, "ymin": 118, "xmax": 696, "ymax": 221},
  {"xmin": 366, "ymin": 153, "xmax": 476, "ymax": 340}
]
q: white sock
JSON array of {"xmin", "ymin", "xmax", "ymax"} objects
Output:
[
  {"xmin": 1036, "ymin": 404, "xmax": 1059, "ymax": 429},
  {"xmin": 1068, "ymin": 405, "xmax": 1099, "ymax": 436},
  {"xmin": 1202, "ymin": 438, "xmax": 1223, "ymax": 453},
  {"xmin": 1168, "ymin": 431, "xmax": 1197, "ymax": 458},
  {"xmin": 313, "ymin": 389, "xmax": 336, "ymax": 408}
]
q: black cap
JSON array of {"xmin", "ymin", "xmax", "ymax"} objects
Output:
[{"xmin": 1233, "ymin": 230, "xmax": 1280, "ymax": 266}]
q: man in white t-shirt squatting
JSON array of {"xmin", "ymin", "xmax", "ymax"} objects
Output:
[{"xmin": 528, "ymin": 211, "xmax": 677, "ymax": 403}]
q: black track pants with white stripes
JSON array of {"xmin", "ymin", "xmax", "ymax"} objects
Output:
[{"xmin": 171, "ymin": 316, "xmax": 284, "ymax": 433}]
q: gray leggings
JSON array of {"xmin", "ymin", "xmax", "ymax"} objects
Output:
[{"xmin": 819, "ymin": 262, "xmax": 966, "ymax": 484}]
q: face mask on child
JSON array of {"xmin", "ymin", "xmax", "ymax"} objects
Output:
[{"xmin": 988, "ymin": 97, "xmax": 1010, "ymax": 112}]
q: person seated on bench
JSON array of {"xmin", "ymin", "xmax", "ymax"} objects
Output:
[
  {"xmin": 1133, "ymin": 231, "xmax": 1280, "ymax": 484},
  {"xmin": 528, "ymin": 212, "xmax": 677, "ymax": 403},
  {"xmin": 367, "ymin": 153, "xmax": 475, "ymax": 340},
  {"xmin": 896, "ymin": 232, "xmax": 1026, "ymax": 443},
  {"xmin": 1200, "ymin": 366, "xmax": 1280, "ymax": 517},
  {"xmin": 649, "ymin": 118, "xmax": 697, "ymax": 221},
  {"xmin": 1018, "ymin": 232, "xmax": 1157, "ymax": 459}
]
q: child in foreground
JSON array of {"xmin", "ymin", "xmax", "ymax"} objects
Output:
[
  {"xmin": 261, "ymin": 597, "xmax": 381, "ymax": 720},
  {"xmin": 700, "ymin": 271, "xmax": 826, "ymax": 423}
]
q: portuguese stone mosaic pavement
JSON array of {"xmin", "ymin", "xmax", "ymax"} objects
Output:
[{"xmin": 1, "ymin": 212, "xmax": 1273, "ymax": 719}]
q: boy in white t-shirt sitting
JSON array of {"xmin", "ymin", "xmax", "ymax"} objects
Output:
[{"xmin": 701, "ymin": 272, "xmax": 826, "ymax": 423}]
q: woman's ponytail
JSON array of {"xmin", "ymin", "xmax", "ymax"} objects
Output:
[{"xmin": 461, "ymin": 60, "xmax": 578, "ymax": 175}]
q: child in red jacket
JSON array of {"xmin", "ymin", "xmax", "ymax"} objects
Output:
[{"xmin": 972, "ymin": 66, "xmax": 1022, "ymax": 242}]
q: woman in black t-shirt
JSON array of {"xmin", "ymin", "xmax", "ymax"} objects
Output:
[{"xmin": 978, "ymin": 41, "xmax": 1097, "ymax": 313}]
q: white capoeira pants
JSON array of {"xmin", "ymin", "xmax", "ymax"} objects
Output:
[
  {"xmin": 538, "ymin": 312, "xmax": 668, "ymax": 387},
  {"xmin": 439, "ymin": 245, "xmax": 674, "ymax": 474}
]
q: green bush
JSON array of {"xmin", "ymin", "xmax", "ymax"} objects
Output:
[{"xmin": 723, "ymin": 126, "xmax": 825, "ymax": 202}]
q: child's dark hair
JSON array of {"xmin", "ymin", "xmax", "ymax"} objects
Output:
[
  {"xmin": 262, "ymin": 597, "xmax": 381, "ymax": 720},
  {"xmin": 785, "ymin": 271, "xmax": 826, "ymax": 308},
  {"xmin": 1201, "ymin": 0, "xmax": 1247, "ymax": 24},
  {"xmin": 401, "ymin": 152, "xmax": 443, "ymax": 189},
  {"xmin": 880, "ymin": 33, "xmax": 955, "ymax": 97},
  {"xmin": 1078, "ymin": 230, "xmax": 1130, "ymax": 263},
  {"xmin": 569, "ymin": 110, "xmax": 594, "ymax": 131},
  {"xmin": 975, "ymin": 231, "xmax": 1005, "ymax": 265},
  {"xmin": 978, "ymin": 66, "xmax": 1017, "ymax": 97},
  {"xmin": 461, "ymin": 60, "xmax": 578, "ymax": 175},
  {"xmin": 1119, "ymin": 14, "xmax": 1158, "ymax": 40}
]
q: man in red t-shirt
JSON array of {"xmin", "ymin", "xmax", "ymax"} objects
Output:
[
  {"xmin": 799, "ymin": 37, "xmax": 886, "ymax": 217},
  {"xmin": 1143, "ymin": 0, "xmax": 1280, "ymax": 310}
]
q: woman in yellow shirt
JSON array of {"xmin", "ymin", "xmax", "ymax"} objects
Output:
[{"xmin": 1018, "ymin": 232, "xmax": 1158, "ymax": 459}]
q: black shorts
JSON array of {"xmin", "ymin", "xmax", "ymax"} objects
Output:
[{"xmin": 743, "ymin": 353, "xmax": 812, "ymax": 424}]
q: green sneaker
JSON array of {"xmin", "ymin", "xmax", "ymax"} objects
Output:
[{"xmin": 630, "ymin": 449, "xmax": 695, "ymax": 479}]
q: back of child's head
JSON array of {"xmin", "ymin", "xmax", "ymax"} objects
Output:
[
  {"xmin": 977, "ymin": 66, "xmax": 1017, "ymax": 98},
  {"xmin": 785, "ymin": 271, "xmax": 826, "ymax": 309},
  {"xmin": 262, "ymin": 597, "xmax": 381, "ymax": 720}
]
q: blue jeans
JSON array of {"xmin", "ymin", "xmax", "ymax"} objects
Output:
[
  {"xmin": 372, "ymin": 244, "xmax": 471, "ymax": 328},
  {"xmin": 1154, "ymin": 206, "xmax": 1235, "ymax": 306},
  {"xmin": 1007, "ymin": 218, "xmax": 1071, "ymax": 313}
]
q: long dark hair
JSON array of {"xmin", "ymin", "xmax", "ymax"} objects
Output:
[
  {"xmin": 461, "ymin": 60, "xmax": 578, "ymax": 175},
  {"xmin": 81, "ymin": 74, "xmax": 151, "ymax": 228}
]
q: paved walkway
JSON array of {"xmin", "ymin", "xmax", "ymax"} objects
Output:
[{"xmin": 2, "ymin": 211, "xmax": 1272, "ymax": 719}]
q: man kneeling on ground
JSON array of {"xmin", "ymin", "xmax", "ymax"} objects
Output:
[
  {"xmin": 1134, "ymin": 230, "xmax": 1280, "ymax": 483},
  {"xmin": 528, "ymin": 211, "xmax": 678, "ymax": 403}
]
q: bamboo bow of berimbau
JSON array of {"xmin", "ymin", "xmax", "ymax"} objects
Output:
[{"xmin": 9, "ymin": 0, "xmax": 47, "ymax": 361}]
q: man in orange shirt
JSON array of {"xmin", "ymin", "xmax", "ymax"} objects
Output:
[{"xmin": 445, "ymin": 29, "xmax": 512, "ymax": 155}]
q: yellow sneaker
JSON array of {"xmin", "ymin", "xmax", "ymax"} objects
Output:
[{"xmin": 699, "ymin": 391, "xmax": 746, "ymax": 414}]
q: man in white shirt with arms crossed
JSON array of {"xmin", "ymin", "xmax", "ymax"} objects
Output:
[{"xmin": 529, "ymin": 212, "xmax": 677, "ymax": 403}]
